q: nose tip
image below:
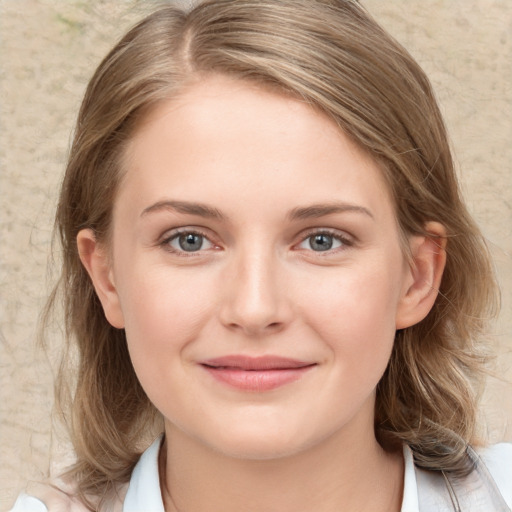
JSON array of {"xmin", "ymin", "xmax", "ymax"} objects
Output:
[
  {"xmin": 222, "ymin": 292, "xmax": 287, "ymax": 336},
  {"xmin": 219, "ymin": 255, "xmax": 291, "ymax": 336}
]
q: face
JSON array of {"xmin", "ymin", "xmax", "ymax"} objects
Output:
[{"xmin": 83, "ymin": 76, "xmax": 434, "ymax": 460}]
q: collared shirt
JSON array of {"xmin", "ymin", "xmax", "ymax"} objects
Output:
[{"xmin": 10, "ymin": 437, "xmax": 512, "ymax": 512}]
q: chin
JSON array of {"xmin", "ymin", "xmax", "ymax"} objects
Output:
[
  {"xmin": 194, "ymin": 414, "xmax": 331, "ymax": 461},
  {"xmin": 209, "ymin": 432, "xmax": 309, "ymax": 461}
]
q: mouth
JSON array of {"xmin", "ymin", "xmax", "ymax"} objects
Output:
[{"xmin": 200, "ymin": 355, "xmax": 316, "ymax": 392}]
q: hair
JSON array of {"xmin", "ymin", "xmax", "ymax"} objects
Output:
[{"xmin": 47, "ymin": 0, "xmax": 498, "ymax": 505}]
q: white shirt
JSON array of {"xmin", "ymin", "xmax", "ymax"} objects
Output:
[{"xmin": 10, "ymin": 437, "xmax": 512, "ymax": 511}]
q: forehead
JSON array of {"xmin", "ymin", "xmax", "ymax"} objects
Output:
[
  {"xmin": 118, "ymin": 75, "xmax": 395, "ymax": 223},
  {"xmin": 131, "ymin": 76, "xmax": 353, "ymax": 160}
]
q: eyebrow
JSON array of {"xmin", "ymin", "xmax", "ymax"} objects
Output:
[
  {"xmin": 140, "ymin": 200, "xmax": 226, "ymax": 220},
  {"xmin": 288, "ymin": 202, "xmax": 374, "ymax": 221},
  {"xmin": 140, "ymin": 199, "xmax": 373, "ymax": 222}
]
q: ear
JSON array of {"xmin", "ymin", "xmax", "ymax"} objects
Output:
[
  {"xmin": 77, "ymin": 229, "xmax": 125, "ymax": 329},
  {"xmin": 395, "ymin": 222, "xmax": 447, "ymax": 329}
]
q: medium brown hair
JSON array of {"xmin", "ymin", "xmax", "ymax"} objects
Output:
[{"xmin": 48, "ymin": 0, "xmax": 498, "ymax": 504}]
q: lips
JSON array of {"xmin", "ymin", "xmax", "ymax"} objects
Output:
[{"xmin": 200, "ymin": 355, "xmax": 316, "ymax": 391}]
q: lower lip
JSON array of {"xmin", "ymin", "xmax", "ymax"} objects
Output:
[{"xmin": 201, "ymin": 365, "xmax": 315, "ymax": 392}]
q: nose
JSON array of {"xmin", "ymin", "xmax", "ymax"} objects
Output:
[{"xmin": 219, "ymin": 248, "xmax": 292, "ymax": 336}]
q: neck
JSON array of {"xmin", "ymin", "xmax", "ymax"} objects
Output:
[{"xmin": 160, "ymin": 417, "xmax": 404, "ymax": 512}]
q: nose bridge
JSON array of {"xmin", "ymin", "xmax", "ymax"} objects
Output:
[{"xmin": 220, "ymin": 241, "xmax": 288, "ymax": 335}]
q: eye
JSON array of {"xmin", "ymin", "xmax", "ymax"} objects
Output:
[
  {"xmin": 297, "ymin": 231, "xmax": 349, "ymax": 252},
  {"xmin": 165, "ymin": 231, "xmax": 215, "ymax": 253}
]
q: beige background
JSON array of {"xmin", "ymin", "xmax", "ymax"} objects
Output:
[{"xmin": 0, "ymin": 0, "xmax": 511, "ymax": 509}]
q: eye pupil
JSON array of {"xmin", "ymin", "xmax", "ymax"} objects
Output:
[
  {"xmin": 310, "ymin": 234, "xmax": 333, "ymax": 251},
  {"xmin": 178, "ymin": 233, "xmax": 203, "ymax": 252}
]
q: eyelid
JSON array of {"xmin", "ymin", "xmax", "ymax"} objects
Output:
[
  {"xmin": 294, "ymin": 227, "xmax": 354, "ymax": 252},
  {"xmin": 159, "ymin": 226, "xmax": 220, "ymax": 255},
  {"xmin": 157, "ymin": 226, "xmax": 354, "ymax": 256}
]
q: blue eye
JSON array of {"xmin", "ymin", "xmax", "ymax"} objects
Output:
[
  {"xmin": 309, "ymin": 234, "xmax": 334, "ymax": 251},
  {"xmin": 298, "ymin": 232, "xmax": 346, "ymax": 252},
  {"xmin": 167, "ymin": 232, "xmax": 214, "ymax": 253}
]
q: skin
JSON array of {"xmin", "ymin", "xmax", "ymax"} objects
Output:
[{"xmin": 78, "ymin": 75, "xmax": 446, "ymax": 512}]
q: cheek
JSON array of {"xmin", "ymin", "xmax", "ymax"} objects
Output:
[
  {"xmin": 116, "ymin": 266, "xmax": 217, "ymax": 362},
  {"xmin": 301, "ymin": 262, "xmax": 401, "ymax": 326},
  {"xmin": 296, "ymin": 260, "xmax": 403, "ymax": 368},
  {"xmin": 116, "ymin": 268, "xmax": 220, "ymax": 418}
]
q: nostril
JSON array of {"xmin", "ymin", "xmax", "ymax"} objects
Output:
[{"xmin": 225, "ymin": 320, "xmax": 283, "ymax": 335}]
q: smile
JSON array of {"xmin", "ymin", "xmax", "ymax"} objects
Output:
[{"xmin": 200, "ymin": 355, "xmax": 316, "ymax": 392}]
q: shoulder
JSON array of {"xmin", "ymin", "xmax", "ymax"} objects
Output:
[
  {"xmin": 8, "ymin": 479, "xmax": 127, "ymax": 512},
  {"xmin": 410, "ymin": 442, "xmax": 512, "ymax": 512},
  {"xmin": 8, "ymin": 436, "xmax": 163, "ymax": 512},
  {"xmin": 8, "ymin": 481, "xmax": 86, "ymax": 512},
  {"xmin": 478, "ymin": 442, "xmax": 512, "ymax": 506}
]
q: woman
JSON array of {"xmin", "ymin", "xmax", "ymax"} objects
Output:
[{"xmin": 10, "ymin": 0, "xmax": 511, "ymax": 510}]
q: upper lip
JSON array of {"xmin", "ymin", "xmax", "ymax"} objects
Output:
[{"xmin": 201, "ymin": 355, "xmax": 315, "ymax": 371}]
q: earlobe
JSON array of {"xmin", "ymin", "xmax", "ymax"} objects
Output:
[
  {"xmin": 77, "ymin": 229, "xmax": 125, "ymax": 329},
  {"xmin": 395, "ymin": 222, "xmax": 447, "ymax": 330}
]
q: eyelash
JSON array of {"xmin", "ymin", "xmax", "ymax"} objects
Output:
[
  {"xmin": 159, "ymin": 227, "xmax": 354, "ymax": 256},
  {"xmin": 160, "ymin": 228, "xmax": 218, "ymax": 257},
  {"xmin": 295, "ymin": 228, "xmax": 354, "ymax": 254}
]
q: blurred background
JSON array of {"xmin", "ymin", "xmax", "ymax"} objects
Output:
[{"xmin": 1, "ymin": 0, "xmax": 511, "ymax": 509}]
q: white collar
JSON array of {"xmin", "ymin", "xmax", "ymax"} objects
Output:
[
  {"xmin": 123, "ymin": 435, "xmax": 165, "ymax": 512},
  {"xmin": 401, "ymin": 444, "xmax": 420, "ymax": 512},
  {"xmin": 122, "ymin": 436, "xmax": 419, "ymax": 512}
]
